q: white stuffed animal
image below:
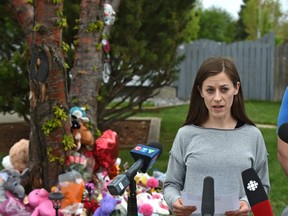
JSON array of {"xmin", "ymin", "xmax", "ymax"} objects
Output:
[
  {"xmin": 103, "ymin": 3, "xmax": 116, "ymax": 25},
  {"xmin": 137, "ymin": 192, "xmax": 170, "ymax": 215}
]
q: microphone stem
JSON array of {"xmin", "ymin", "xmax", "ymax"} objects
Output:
[
  {"xmin": 127, "ymin": 179, "xmax": 138, "ymax": 216},
  {"xmin": 125, "ymin": 158, "xmax": 144, "ymax": 181}
]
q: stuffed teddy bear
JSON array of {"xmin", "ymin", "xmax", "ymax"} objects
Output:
[
  {"xmin": 68, "ymin": 107, "xmax": 95, "ymax": 182},
  {"xmin": 2, "ymin": 139, "xmax": 29, "ymax": 172},
  {"xmin": 93, "ymin": 192, "xmax": 117, "ymax": 216},
  {"xmin": 69, "ymin": 106, "xmax": 94, "ymax": 151},
  {"xmin": 27, "ymin": 188, "xmax": 57, "ymax": 216}
]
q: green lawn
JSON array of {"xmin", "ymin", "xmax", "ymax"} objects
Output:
[{"xmin": 119, "ymin": 100, "xmax": 286, "ymax": 215}]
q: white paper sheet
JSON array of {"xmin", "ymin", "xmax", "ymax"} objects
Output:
[{"xmin": 181, "ymin": 191, "xmax": 239, "ymax": 214}]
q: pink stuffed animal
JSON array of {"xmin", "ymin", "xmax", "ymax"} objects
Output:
[
  {"xmin": 138, "ymin": 203, "xmax": 153, "ymax": 216},
  {"xmin": 146, "ymin": 176, "xmax": 159, "ymax": 193},
  {"xmin": 28, "ymin": 188, "xmax": 57, "ymax": 216}
]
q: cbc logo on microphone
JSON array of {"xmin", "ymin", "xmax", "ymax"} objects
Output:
[{"xmin": 246, "ymin": 180, "xmax": 259, "ymax": 191}]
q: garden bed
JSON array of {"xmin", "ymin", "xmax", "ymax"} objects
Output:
[{"xmin": 0, "ymin": 117, "xmax": 161, "ymax": 153}]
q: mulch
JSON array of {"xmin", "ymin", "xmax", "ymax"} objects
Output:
[
  {"xmin": 0, "ymin": 122, "xmax": 30, "ymax": 154},
  {"xmin": 0, "ymin": 120, "xmax": 150, "ymax": 154}
]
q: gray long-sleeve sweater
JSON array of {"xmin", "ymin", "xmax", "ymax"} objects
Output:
[{"xmin": 163, "ymin": 124, "xmax": 270, "ymax": 216}]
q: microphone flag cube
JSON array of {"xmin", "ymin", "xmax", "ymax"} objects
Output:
[
  {"xmin": 130, "ymin": 144, "xmax": 160, "ymax": 173},
  {"xmin": 241, "ymin": 168, "xmax": 273, "ymax": 216},
  {"xmin": 242, "ymin": 168, "xmax": 268, "ymax": 206}
]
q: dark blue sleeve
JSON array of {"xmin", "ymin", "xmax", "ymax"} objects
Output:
[{"xmin": 278, "ymin": 87, "xmax": 288, "ymax": 128}]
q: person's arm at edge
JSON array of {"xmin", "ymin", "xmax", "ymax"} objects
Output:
[
  {"xmin": 277, "ymin": 136, "xmax": 288, "ymax": 176},
  {"xmin": 277, "ymin": 87, "xmax": 288, "ymax": 176}
]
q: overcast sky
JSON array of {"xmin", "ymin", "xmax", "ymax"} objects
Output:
[{"xmin": 202, "ymin": 0, "xmax": 288, "ymax": 19}]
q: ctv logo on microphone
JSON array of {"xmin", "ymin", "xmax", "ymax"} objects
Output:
[{"xmin": 134, "ymin": 145, "xmax": 156, "ymax": 154}]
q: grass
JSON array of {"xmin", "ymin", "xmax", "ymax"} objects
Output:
[{"xmin": 119, "ymin": 100, "xmax": 286, "ymax": 215}]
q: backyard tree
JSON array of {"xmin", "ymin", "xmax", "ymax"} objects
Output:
[
  {"xmin": 2, "ymin": 0, "xmax": 195, "ymax": 129},
  {"xmin": 197, "ymin": 6, "xmax": 237, "ymax": 43},
  {"xmin": 97, "ymin": 0, "xmax": 195, "ymax": 129},
  {"xmin": 241, "ymin": 0, "xmax": 283, "ymax": 41},
  {"xmin": 5, "ymin": 0, "xmax": 194, "ymax": 190},
  {"xmin": 0, "ymin": 2, "xmax": 30, "ymax": 121},
  {"xmin": 11, "ymin": 0, "xmax": 120, "ymax": 189},
  {"xmin": 235, "ymin": 0, "xmax": 249, "ymax": 41}
]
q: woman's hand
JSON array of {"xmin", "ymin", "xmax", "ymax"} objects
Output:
[
  {"xmin": 172, "ymin": 198, "xmax": 197, "ymax": 216},
  {"xmin": 225, "ymin": 200, "xmax": 250, "ymax": 216}
]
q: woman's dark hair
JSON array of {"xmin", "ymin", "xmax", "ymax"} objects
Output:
[{"xmin": 183, "ymin": 56, "xmax": 255, "ymax": 126}]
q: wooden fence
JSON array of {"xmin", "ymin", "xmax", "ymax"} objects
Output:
[
  {"xmin": 274, "ymin": 43, "xmax": 288, "ymax": 100},
  {"xmin": 176, "ymin": 32, "xmax": 288, "ymax": 101}
]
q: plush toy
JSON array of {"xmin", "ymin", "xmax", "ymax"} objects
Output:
[
  {"xmin": 2, "ymin": 139, "xmax": 29, "ymax": 172},
  {"xmin": 138, "ymin": 203, "xmax": 153, "ymax": 216},
  {"xmin": 134, "ymin": 173, "xmax": 149, "ymax": 187},
  {"xmin": 27, "ymin": 188, "xmax": 56, "ymax": 216},
  {"xmin": 151, "ymin": 192, "xmax": 170, "ymax": 215},
  {"xmin": 68, "ymin": 107, "xmax": 96, "ymax": 183},
  {"xmin": 134, "ymin": 173, "xmax": 150, "ymax": 194},
  {"xmin": 111, "ymin": 195, "xmax": 127, "ymax": 216},
  {"xmin": 0, "ymin": 191, "xmax": 33, "ymax": 216},
  {"xmin": 136, "ymin": 192, "xmax": 170, "ymax": 215},
  {"xmin": 70, "ymin": 118, "xmax": 94, "ymax": 150},
  {"xmin": 103, "ymin": 3, "xmax": 116, "ymax": 25},
  {"xmin": 146, "ymin": 176, "xmax": 159, "ymax": 194},
  {"xmin": 95, "ymin": 167, "xmax": 111, "ymax": 192},
  {"xmin": 69, "ymin": 106, "xmax": 94, "ymax": 151},
  {"xmin": 70, "ymin": 106, "xmax": 89, "ymax": 122},
  {"xmin": 0, "ymin": 168, "xmax": 28, "ymax": 203},
  {"xmin": 93, "ymin": 192, "xmax": 117, "ymax": 216}
]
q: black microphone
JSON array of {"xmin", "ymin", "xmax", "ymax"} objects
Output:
[
  {"xmin": 241, "ymin": 168, "xmax": 273, "ymax": 216},
  {"xmin": 201, "ymin": 176, "xmax": 215, "ymax": 216},
  {"xmin": 278, "ymin": 122, "xmax": 288, "ymax": 143},
  {"xmin": 107, "ymin": 142, "xmax": 162, "ymax": 195}
]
